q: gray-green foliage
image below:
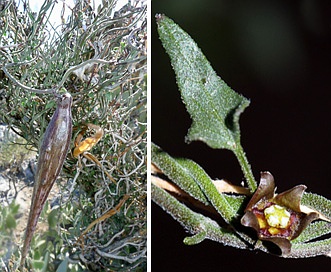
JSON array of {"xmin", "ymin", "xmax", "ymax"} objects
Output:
[
  {"xmin": 156, "ymin": 14, "xmax": 256, "ymax": 192},
  {"xmin": 156, "ymin": 15, "xmax": 249, "ymax": 151},
  {"xmin": 152, "ymin": 14, "xmax": 331, "ymax": 258},
  {"xmin": 0, "ymin": 0, "xmax": 146, "ymax": 270}
]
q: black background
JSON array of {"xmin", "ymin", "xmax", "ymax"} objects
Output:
[{"xmin": 152, "ymin": 0, "xmax": 331, "ymax": 271}]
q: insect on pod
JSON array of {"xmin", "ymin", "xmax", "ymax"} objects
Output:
[{"xmin": 20, "ymin": 92, "xmax": 72, "ymax": 268}]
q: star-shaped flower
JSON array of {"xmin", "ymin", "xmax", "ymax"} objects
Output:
[{"xmin": 241, "ymin": 172, "xmax": 320, "ymax": 255}]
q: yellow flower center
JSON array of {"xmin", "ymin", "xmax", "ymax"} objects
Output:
[{"xmin": 264, "ymin": 205, "xmax": 290, "ymax": 228}]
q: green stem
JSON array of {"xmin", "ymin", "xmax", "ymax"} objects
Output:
[{"xmin": 234, "ymin": 143, "xmax": 257, "ymax": 193}]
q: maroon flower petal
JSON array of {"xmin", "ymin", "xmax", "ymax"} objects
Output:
[
  {"xmin": 262, "ymin": 237, "xmax": 292, "ymax": 256},
  {"xmin": 273, "ymin": 185, "xmax": 306, "ymax": 212},
  {"xmin": 241, "ymin": 171, "xmax": 320, "ymax": 256},
  {"xmin": 244, "ymin": 172, "xmax": 275, "ymax": 211},
  {"xmin": 291, "ymin": 212, "xmax": 319, "ymax": 240},
  {"xmin": 241, "ymin": 210, "xmax": 259, "ymax": 231}
]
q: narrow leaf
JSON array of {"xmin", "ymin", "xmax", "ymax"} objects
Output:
[
  {"xmin": 152, "ymin": 143, "xmax": 245, "ymax": 223},
  {"xmin": 151, "ymin": 143, "xmax": 209, "ymax": 205},
  {"xmin": 290, "ymin": 238, "xmax": 331, "ymax": 258},
  {"xmin": 152, "ymin": 183, "xmax": 248, "ymax": 249},
  {"xmin": 156, "ymin": 14, "xmax": 250, "ymax": 151},
  {"xmin": 41, "ymin": 251, "xmax": 50, "ymax": 272},
  {"xmin": 301, "ymin": 192, "xmax": 331, "ymax": 221},
  {"xmin": 56, "ymin": 256, "xmax": 69, "ymax": 272},
  {"xmin": 292, "ymin": 221, "xmax": 331, "ymax": 243},
  {"xmin": 178, "ymin": 159, "xmax": 241, "ymax": 223}
]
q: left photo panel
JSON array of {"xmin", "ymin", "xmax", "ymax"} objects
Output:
[{"xmin": 0, "ymin": 0, "xmax": 147, "ymax": 271}]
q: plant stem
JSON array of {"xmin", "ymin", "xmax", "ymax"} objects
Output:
[{"xmin": 234, "ymin": 143, "xmax": 257, "ymax": 193}]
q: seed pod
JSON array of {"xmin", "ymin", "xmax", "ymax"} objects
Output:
[{"xmin": 20, "ymin": 92, "xmax": 72, "ymax": 268}]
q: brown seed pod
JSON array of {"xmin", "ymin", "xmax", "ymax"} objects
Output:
[{"xmin": 20, "ymin": 92, "xmax": 72, "ymax": 268}]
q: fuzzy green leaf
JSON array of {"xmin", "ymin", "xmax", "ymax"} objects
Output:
[
  {"xmin": 290, "ymin": 239, "xmax": 331, "ymax": 258},
  {"xmin": 177, "ymin": 158, "xmax": 243, "ymax": 223},
  {"xmin": 152, "ymin": 143, "xmax": 209, "ymax": 205},
  {"xmin": 156, "ymin": 14, "xmax": 257, "ymax": 192},
  {"xmin": 152, "ymin": 143, "xmax": 245, "ymax": 223},
  {"xmin": 301, "ymin": 192, "xmax": 331, "ymax": 221},
  {"xmin": 292, "ymin": 221, "xmax": 331, "ymax": 244},
  {"xmin": 156, "ymin": 14, "xmax": 250, "ymax": 151},
  {"xmin": 151, "ymin": 182, "xmax": 248, "ymax": 248}
]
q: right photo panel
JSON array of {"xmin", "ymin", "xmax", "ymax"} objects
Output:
[{"xmin": 152, "ymin": 1, "xmax": 331, "ymax": 271}]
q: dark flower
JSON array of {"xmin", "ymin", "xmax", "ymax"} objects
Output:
[{"xmin": 241, "ymin": 172, "xmax": 319, "ymax": 255}]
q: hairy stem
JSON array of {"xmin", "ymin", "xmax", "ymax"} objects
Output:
[{"xmin": 234, "ymin": 143, "xmax": 257, "ymax": 193}]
